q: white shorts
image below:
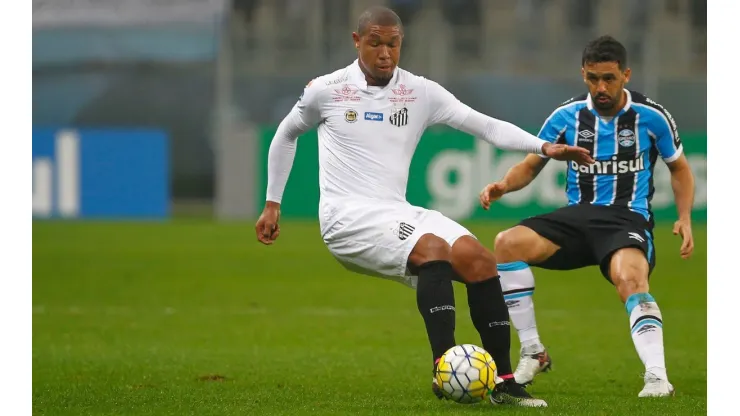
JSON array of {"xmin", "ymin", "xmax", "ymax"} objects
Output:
[{"xmin": 319, "ymin": 198, "xmax": 474, "ymax": 289}]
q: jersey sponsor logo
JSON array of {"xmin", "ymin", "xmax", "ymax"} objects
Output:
[
  {"xmin": 389, "ymin": 107, "xmax": 409, "ymax": 127},
  {"xmin": 618, "ymin": 129, "xmax": 636, "ymax": 147},
  {"xmin": 344, "ymin": 109, "xmax": 358, "ymax": 123},
  {"xmin": 569, "ymin": 154, "xmax": 645, "ymax": 175},
  {"xmin": 390, "ymin": 84, "xmax": 417, "ymax": 103},
  {"xmin": 332, "ymin": 84, "xmax": 361, "ymax": 102},
  {"xmin": 364, "ymin": 112, "xmax": 383, "ymax": 121}
]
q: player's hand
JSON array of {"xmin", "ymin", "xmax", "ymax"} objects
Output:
[
  {"xmin": 542, "ymin": 143, "xmax": 595, "ymax": 165},
  {"xmin": 479, "ymin": 182, "xmax": 508, "ymax": 210},
  {"xmin": 255, "ymin": 202, "xmax": 281, "ymax": 245},
  {"xmin": 673, "ymin": 218, "xmax": 694, "ymax": 259}
]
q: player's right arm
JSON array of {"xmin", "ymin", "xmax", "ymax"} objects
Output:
[
  {"xmin": 479, "ymin": 107, "xmax": 567, "ymax": 210},
  {"xmin": 479, "ymin": 155, "xmax": 548, "ymax": 210},
  {"xmin": 424, "ymin": 80, "xmax": 592, "ymax": 164},
  {"xmin": 256, "ymin": 80, "xmax": 323, "ymax": 245}
]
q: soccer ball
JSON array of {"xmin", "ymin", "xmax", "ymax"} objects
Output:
[{"xmin": 435, "ymin": 344, "xmax": 497, "ymax": 404}]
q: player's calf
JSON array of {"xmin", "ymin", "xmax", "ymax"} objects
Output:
[
  {"xmin": 493, "ymin": 227, "xmax": 559, "ymax": 384},
  {"xmin": 450, "ymin": 236, "xmax": 515, "ymax": 379},
  {"xmin": 409, "ymin": 234, "xmax": 458, "ymax": 369},
  {"xmin": 609, "ymin": 248, "xmax": 672, "ymax": 396}
]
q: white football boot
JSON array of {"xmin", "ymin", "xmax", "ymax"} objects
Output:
[
  {"xmin": 638, "ymin": 371, "xmax": 675, "ymax": 397},
  {"xmin": 513, "ymin": 343, "xmax": 552, "ymax": 385}
]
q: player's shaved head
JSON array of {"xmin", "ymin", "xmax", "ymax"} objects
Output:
[
  {"xmin": 352, "ymin": 6, "xmax": 404, "ymax": 86},
  {"xmin": 357, "ymin": 6, "xmax": 403, "ymax": 36}
]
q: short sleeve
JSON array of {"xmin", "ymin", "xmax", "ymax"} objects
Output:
[
  {"xmin": 536, "ymin": 108, "xmax": 568, "ymax": 158},
  {"xmin": 648, "ymin": 104, "xmax": 683, "ymax": 163}
]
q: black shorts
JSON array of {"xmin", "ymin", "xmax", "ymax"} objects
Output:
[{"xmin": 518, "ymin": 204, "xmax": 656, "ymax": 281}]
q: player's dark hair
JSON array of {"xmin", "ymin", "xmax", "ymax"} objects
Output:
[
  {"xmin": 582, "ymin": 35, "xmax": 628, "ymax": 70},
  {"xmin": 357, "ymin": 6, "xmax": 403, "ymax": 36}
]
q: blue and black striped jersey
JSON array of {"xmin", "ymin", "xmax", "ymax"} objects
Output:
[{"xmin": 538, "ymin": 89, "xmax": 683, "ymax": 221}]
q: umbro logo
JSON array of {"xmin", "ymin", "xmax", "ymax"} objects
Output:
[
  {"xmin": 578, "ymin": 130, "xmax": 595, "ymax": 139},
  {"xmin": 628, "ymin": 232, "xmax": 645, "ymax": 243},
  {"xmin": 636, "ymin": 324, "xmax": 657, "ymax": 335}
]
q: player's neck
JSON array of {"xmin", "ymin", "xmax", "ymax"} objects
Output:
[
  {"xmin": 595, "ymin": 90, "xmax": 627, "ymax": 117},
  {"xmin": 358, "ymin": 61, "xmax": 392, "ymax": 87},
  {"xmin": 363, "ymin": 71, "xmax": 391, "ymax": 87}
]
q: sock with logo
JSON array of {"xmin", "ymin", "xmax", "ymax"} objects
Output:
[
  {"xmin": 466, "ymin": 276, "xmax": 514, "ymax": 377},
  {"xmin": 626, "ymin": 293, "xmax": 668, "ymax": 380},
  {"xmin": 416, "ymin": 261, "xmax": 457, "ymax": 366},
  {"xmin": 498, "ymin": 262, "xmax": 542, "ymax": 349}
]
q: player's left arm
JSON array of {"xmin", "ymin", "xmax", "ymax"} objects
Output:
[
  {"xmin": 652, "ymin": 105, "xmax": 695, "ymax": 259},
  {"xmin": 423, "ymin": 79, "xmax": 594, "ymax": 164}
]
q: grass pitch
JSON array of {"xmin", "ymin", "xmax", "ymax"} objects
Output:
[{"xmin": 33, "ymin": 220, "xmax": 706, "ymax": 415}]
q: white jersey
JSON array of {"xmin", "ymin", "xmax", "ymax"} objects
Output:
[{"xmin": 265, "ymin": 59, "xmax": 549, "ymax": 206}]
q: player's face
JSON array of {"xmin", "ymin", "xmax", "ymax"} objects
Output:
[
  {"xmin": 582, "ymin": 61, "xmax": 631, "ymax": 112},
  {"xmin": 352, "ymin": 26, "xmax": 402, "ymax": 84}
]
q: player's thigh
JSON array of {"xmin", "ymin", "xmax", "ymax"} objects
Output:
[
  {"xmin": 403, "ymin": 209, "xmax": 482, "ymax": 280},
  {"xmin": 493, "ymin": 225, "xmax": 560, "ymax": 264},
  {"xmin": 499, "ymin": 205, "xmax": 596, "ymax": 269},
  {"xmin": 321, "ymin": 202, "xmax": 461, "ymax": 285},
  {"xmin": 591, "ymin": 208, "xmax": 656, "ymax": 282}
]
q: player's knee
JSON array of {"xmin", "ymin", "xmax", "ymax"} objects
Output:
[
  {"xmin": 451, "ymin": 236, "xmax": 497, "ymax": 283},
  {"xmin": 611, "ymin": 259, "xmax": 649, "ymax": 295},
  {"xmin": 493, "ymin": 229, "xmax": 523, "ymax": 263},
  {"xmin": 408, "ymin": 233, "xmax": 452, "ymax": 266}
]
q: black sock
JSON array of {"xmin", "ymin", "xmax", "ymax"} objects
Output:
[
  {"xmin": 466, "ymin": 276, "xmax": 514, "ymax": 377},
  {"xmin": 416, "ymin": 260, "xmax": 457, "ymax": 367}
]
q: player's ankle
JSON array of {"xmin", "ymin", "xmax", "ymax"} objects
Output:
[
  {"xmin": 646, "ymin": 366, "xmax": 668, "ymax": 380},
  {"xmin": 521, "ymin": 338, "xmax": 542, "ymax": 350}
]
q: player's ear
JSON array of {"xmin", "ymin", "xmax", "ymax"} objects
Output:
[
  {"xmin": 581, "ymin": 67, "xmax": 587, "ymax": 84},
  {"xmin": 352, "ymin": 32, "xmax": 361, "ymax": 50},
  {"xmin": 623, "ymin": 68, "xmax": 632, "ymax": 83}
]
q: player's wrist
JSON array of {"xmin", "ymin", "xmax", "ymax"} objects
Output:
[
  {"xmin": 540, "ymin": 142, "xmax": 551, "ymax": 155},
  {"xmin": 264, "ymin": 200, "xmax": 281, "ymax": 211},
  {"xmin": 499, "ymin": 181, "xmax": 511, "ymax": 194}
]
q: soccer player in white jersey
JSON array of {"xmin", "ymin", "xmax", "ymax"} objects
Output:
[{"xmin": 255, "ymin": 6, "xmax": 593, "ymax": 407}]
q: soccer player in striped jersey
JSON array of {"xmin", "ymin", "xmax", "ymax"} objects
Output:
[{"xmin": 478, "ymin": 36, "xmax": 695, "ymax": 397}]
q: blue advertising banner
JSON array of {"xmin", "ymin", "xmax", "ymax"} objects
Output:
[{"xmin": 32, "ymin": 128, "xmax": 170, "ymax": 219}]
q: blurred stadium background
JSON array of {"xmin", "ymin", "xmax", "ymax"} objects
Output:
[{"xmin": 33, "ymin": 1, "xmax": 707, "ymax": 414}]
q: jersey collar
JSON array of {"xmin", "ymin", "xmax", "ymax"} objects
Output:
[
  {"xmin": 587, "ymin": 88, "xmax": 633, "ymax": 116},
  {"xmin": 350, "ymin": 59, "xmax": 400, "ymax": 90}
]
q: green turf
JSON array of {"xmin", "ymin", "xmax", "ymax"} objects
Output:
[{"xmin": 33, "ymin": 220, "xmax": 706, "ymax": 415}]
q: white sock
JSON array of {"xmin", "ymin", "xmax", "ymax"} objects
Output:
[
  {"xmin": 626, "ymin": 293, "xmax": 668, "ymax": 380},
  {"xmin": 498, "ymin": 262, "xmax": 541, "ymax": 350}
]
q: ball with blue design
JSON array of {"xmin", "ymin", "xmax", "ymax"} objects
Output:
[{"xmin": 435, "ymin": 344, "xmax": 498, "ymax": 403}]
